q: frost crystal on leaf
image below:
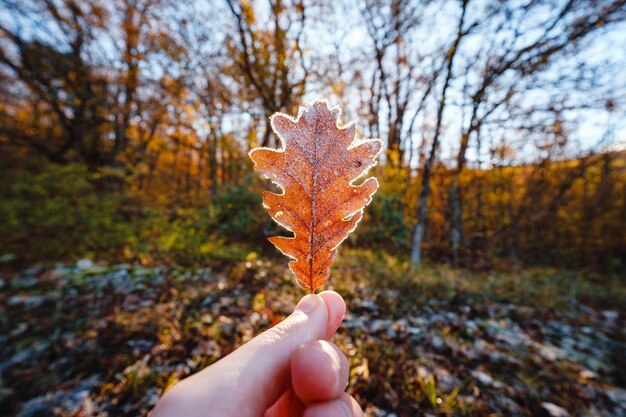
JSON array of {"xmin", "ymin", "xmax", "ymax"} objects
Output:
[{"xmin": 249, "ymin": 101, "xmax": 382, "ymax": 293}]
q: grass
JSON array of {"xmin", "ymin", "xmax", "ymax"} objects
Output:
[{"xmin": 333, "ymin": 248, "xmax": 626, "ymax": 310}]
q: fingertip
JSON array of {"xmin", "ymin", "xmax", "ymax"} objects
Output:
[
  {"xmin": 319, "ymin": 291, "xmax": 346, "ymax": 339},
  {"xmin": 291, "ymin": 340, "xmax": 349, "ymax": 404},
  {"xmin": 294, "ymin": 293, "xmax": 325, "ymax": 314}
]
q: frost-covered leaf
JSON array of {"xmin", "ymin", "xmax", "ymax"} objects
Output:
[{"xmin": 249, "ymin": 101, "xmax": 382, "ymax": 292}]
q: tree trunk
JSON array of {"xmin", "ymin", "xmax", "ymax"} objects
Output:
[
  {"xmin": 411, "ymin": 205, "xmax": 427, "ymax": 265},
  {"xmin": 208, "ymin": 131, "xmax": 218, "ymax": 197},
  {"xmin": 449, "ymin": 181, "xmax": 462, "ymax": 265},
  {"xmin": 411, "ymin": 0, "xmax": 468, "ymax": 265}
]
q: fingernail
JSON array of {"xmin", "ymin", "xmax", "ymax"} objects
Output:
[
  {"xmin": 295, "ymin": 294, "xmax": 321, "ymax": 314},
  {"xmin": 325, "ymin": 346, "xmax": 342, "ymax": 372},
  {"xmin": 324, "ymin": 346, "xmax": 343, "ymax": 391},
  {"xmin": 334, "ymin": 399, "xmax": 353, "ymax": 417}
]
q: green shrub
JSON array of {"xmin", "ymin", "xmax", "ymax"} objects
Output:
[
  {"xmin": 0, "ymin": 164, "xmax": 132, "ymax": 260},
  {"xmin": 211, "ymin": 185, "xmax": 264, "ymax": 240},
  {"xmin": 136, "ymin": 185, "xmax": 263, "ymax": 265},
  {"xmin": 356, "ymin": 191, "xmax": 409, "ymax": 251},
  {"xmin": 0, "ymin": 165, "xmax": 265, "ymax": 265}
]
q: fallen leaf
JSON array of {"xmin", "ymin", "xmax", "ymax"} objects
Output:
[{"xmin": 249, "ymin": 101, "xmax": 382, "ymax": 292}]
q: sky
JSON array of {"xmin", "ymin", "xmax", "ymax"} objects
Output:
[
  {"xmin": 1, "ymin": 0, "xmax": 625, "ymax": 166},
  {"xmin": 295, "ymin": 0, "xmax": 626, "ymax": 165}
]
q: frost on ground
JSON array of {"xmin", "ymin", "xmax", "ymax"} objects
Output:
[{"xmin": 1, "ymin": 256, "xmax": 624, "ymax": 417}]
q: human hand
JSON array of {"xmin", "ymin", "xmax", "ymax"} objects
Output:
[{"xmin": 151, "ymin": 291, "xmax": 362, "ymax": 417}]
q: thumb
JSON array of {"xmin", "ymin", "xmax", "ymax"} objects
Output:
[
  {"xmin": 227, "ymin": 292, "xmax": 345, "ymax": 413},
  {"xmin": 152, "ymin": 292, "xmax": 345, "ymax": 417}
]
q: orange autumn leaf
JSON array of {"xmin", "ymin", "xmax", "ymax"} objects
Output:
[{"xmin": 249, "ymin": 101, "xmax": 382, "ymax": 293}]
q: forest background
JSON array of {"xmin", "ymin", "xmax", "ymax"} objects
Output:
[
  {"xmin": 1, "ymin": 1, "xmax": 626, "ymax": 416},
  {"xmin": 1, "ymin": 0, "xmax": 625, "ymax": 270}
]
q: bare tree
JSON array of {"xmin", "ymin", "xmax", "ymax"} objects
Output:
[
  {"xmin": 0, "ymin": 0, "xmax": 111, "ymax": 166},
  {"xmin": 223, "ymin": 0, "xmax": 309, "ymax": 147},
  {"xmin": 411, "ymin": 0, "xmax": 470, "ymax": 265},
  {"xmin": 359, "ymin": 0, "xmax": 433, "ymax": 168},
  {"xmin": 448, "ymin": 0, "xmax": 626, "ymax": 265}
]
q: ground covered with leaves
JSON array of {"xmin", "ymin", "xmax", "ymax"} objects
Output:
[{"xmin": 1, "ymin": 251, "xmax": 625, "ymax": 417}]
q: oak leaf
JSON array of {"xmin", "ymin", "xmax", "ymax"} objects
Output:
[{"xmin": 250, "ymin": 101, "xmax": 382, "ymax": 293}]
